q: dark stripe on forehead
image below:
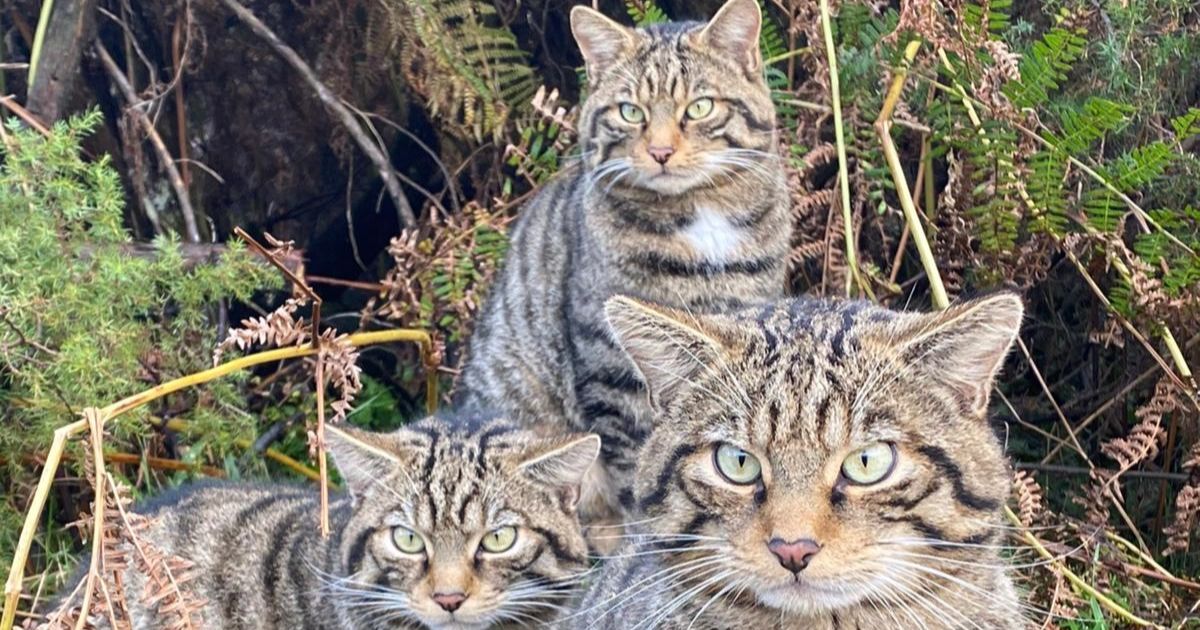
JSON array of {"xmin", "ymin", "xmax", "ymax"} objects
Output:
[
  {"xmin": 638, "ymin": 444, "xmax": 698, "ymax": 511},
  {"xmin": 346, "ymin": 526, "xmax": 375, "ymax": 573},
  {"xmin": 829, "ymin": 309, "xmax": 856, "ymax": 363},
  {"xmin": 476, "ymin": 423, "xmax": 518, "ymax": 467},
  {"xmin": 627, "ymin": 251, "xmax": 780, "ymax": 277},
  {"xmin": 916, "ymin": 445, "xmax": 1000, "ymax": 511}
]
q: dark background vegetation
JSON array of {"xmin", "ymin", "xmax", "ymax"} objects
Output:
[{"xmin": 0, "ymin": 0, "xmax": 1198, "ymax": 626}]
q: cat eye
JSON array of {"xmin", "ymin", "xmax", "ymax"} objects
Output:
[
  {"xmin": 391, "ymin": 526, "xmax": 426, "ymax": 554},
  {"xmin": 840, "ymin": 443, "xmax": 896, "ymax": 485},
  {"xmin": 714, "ymin": 443, "xmax": 762, "ymax": 485},
  {"xmin": 479, "ymin": 526, "xmax": 518, "ymax": 553},
  {"xmin": 618, "ymin": 102, "xmax": 645, "ymax": 124},
  {"xmin": 685, "ymin": 98, "xmax": 714, "ymax": 120}
]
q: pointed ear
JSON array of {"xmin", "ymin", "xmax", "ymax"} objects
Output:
[
  {"xmin": 694, "ymin": 0, "xmax": 762, "ymax": 73},
  {"xmin": 518, "ymin": 433, "xmax": 602, "ymax": 488},
  {"xmin": 326, "ymin": 425, "xmax": 404, "ymax": 501},
  {"xmin": 604, "ymin": 296, "xmax": 728, "ymax": 409},
  {"xmin": 889, "ymin": 293, "xmax": 1024, "ymax": 416},
  {"xmin": 571, "ymin": 5, "xmax": 636, "ymax": 81}
]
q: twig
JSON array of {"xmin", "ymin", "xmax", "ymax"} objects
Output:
[
  {"xmin": 876, "ymin": 40, "xmax": 948, "ymax": 310},
  {"xmin": 818, "ymin": 0, "xmax": 872, "ymax": 300},
  {"xmin": 219, "ymin": 0, "xmax": 417, "ymax": 229},
  {"xmin": 94, "ymin": 43, "xmax": 202, "ymax": 243},
  {"xmin": 0, "ymin": 95, "xmax": 51, "ymax": 136},
  {"xmin": 1002, "ymin": 506, "xmax": 1154, "ymax": 627},
  {"xmin": 315, "ymin": 358, "xmax": 330, "ymax": 536},
  {"xmin": 74, "ymin": 408, "xmax": 106, "ymax": 630},
  {"xmin": 1015, "ymin": 463, "xmax": 1188, "ymax": 482}
]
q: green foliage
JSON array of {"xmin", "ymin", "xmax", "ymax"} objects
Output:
[
  {"xmin": 395, "ymin": 0, "xmax": 539, "ymax": 142},
  {"xmin": 1004, "ymin": 27, "xmax": 1086, "ymax": 109},
  {"xmin": 0, "ymin": 112, "xmax": 279, "ymax": 566},
  {"xmin": 626, "ymin": 0, "xmax": 669, "ymax": 26}
]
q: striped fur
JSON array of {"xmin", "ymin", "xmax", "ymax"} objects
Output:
[
  {"xmin": 71, "ymin": 416, "xmax": 599, "ymax": 629},
  {"xmin": 456, "ymin": 0, "xmax": 790, "ymax": 534},
  {"xmin": 576, "ymin": 294, "xmax": 1026, "ymax": 628}
]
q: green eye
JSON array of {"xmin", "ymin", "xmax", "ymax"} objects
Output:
[
  {"xmin": 685, "ymin": 97, "xmax": 714, "ymax": 120},
  {"xmin": 391, "ymin": 527, "xmax": 425, "ymax": 554},
  {"xmin": 840, "ymin": 443, "xmax": 896, "ymax": 485},
  {"xmin": 480, "ymin": 526, "xmax": 517, "ymax": 553},
  {"xmin": 714, "ymin": 443, "xmax": 762, "ymax": 485},
  {"xmin": 619, "ymin": 102, "xmax": 645, "ymax": 123}
]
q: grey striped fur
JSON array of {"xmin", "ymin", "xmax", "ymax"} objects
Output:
[
  {"xmin": 457, "ymin": 0, "xmax": 791, "ymax": 532},
  {"xmin": 68, "ymin": 416, "xmax": 599, "ymax": 629},
  {"xmin": 574, "ymin": 294, "xmax": 1026, "ymax": 628}
]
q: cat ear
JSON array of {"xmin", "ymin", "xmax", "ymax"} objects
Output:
[
  {"xmin": 571, "ymin": 5, "xmax": 636, "ymax": 80},
  {"xmin": 326, "ymin": 425, "xmax": 406, "ymax": 500},
  {"xmin": 517, "ymin": 434, "xmax": 602, "ymax": 506},
  {"xmin": 604, "ymin": 296, "xmax": 728, "ymax": 409},
  {"xmin": 695, "ymin": 0, "xmax": 763, "ymax": 73},
  {"xmin": 888, "ymin": 293, "xmax": 1024, "ymax": 416}
]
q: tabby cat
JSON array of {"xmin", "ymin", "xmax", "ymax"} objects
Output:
[
  {"xmin": 458, "ymin": 0, "xmax": 791, "ymax": 531},
  {"xmin": 63, "ymin": 417, "xmax": 599, "ymax": 629},
  {"xmin": 574, "ymin": 293, "xmax": 1025, "ymax": 629}
]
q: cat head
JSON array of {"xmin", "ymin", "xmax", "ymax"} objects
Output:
[
  {"xmin": 604, "ymin": 294, "xmax": 1022, "ymax": 616},
  {"xmin": 327, "ymin": 417, "xmax": 601, "ymax": 628},
  {"xmin": 571, "ymin": 0, "xmax": 776, "ymax": 196}
]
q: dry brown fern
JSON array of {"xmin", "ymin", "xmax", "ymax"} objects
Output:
[
  {"xmin": 1163, "ymin": 441, "xmax": 1200, "ymax": 555},
  {"xmin": 1012, "ymin": 469, "xmax": 1045, "ymax": 527}
]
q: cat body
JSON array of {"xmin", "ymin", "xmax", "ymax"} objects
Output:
[
  {"xmin": 458, "ymin": 0, "xmax": 791, "ymax": 527},
  {"xmin": 573, "ymin": 294, "xmax": 1026, "ymax": 629},
  {"xmin": 60, "ymin": 417, "xmax": 600, "ymax": 629}
]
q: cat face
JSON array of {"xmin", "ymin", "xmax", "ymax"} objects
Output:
[
  {"xmin": 572, "ymin": 0, "xmax": 776, "ymax": 196},
  {"xmin": 327, "ymin": 418, "xmax": 600, "ymax": 628},
  {"xmin": 605, "ymin": 295, "xmax": 1022, "ymax": 617}
]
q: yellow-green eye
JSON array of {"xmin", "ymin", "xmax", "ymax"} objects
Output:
[
  {"xmin": 619, "ymin": 102, "xmax": 645, "ymax": 123},
  {"xmin": 685, "ymin": 97, "xmax": 714, "ymax": 120},
  {"xmin": 840, "ymin": 443, "xmax": 896, "ymax": 485},
  {"xmin": 714, "ymin": 443, "xmax": 762, "ymax": 485},
  {"xmin": 392, "ymin": 527, "xmax": 425, "ymax": 554},
  {"xmin": 480, "ymin": 526, "xmax": 517, "ymax": 553}
]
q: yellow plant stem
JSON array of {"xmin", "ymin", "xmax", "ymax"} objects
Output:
[
  {"xmin": 1002, "ymin": 507, "xmax": 1154, "ymax": 627},
  {"xmin": 1, "ymin": 329, "xmax": 436, "ymax": 630},
  {"xmin": 73, "ymin": 409, "xmax": 105, "ymax": 630},
  {"xmin": 818, "ymin": 0, "xmax": 872, "ymax": 300},
  {"xmin": 27, "ymin": 0, "xmax": 54, "ymax": 86},
  {"xmin": 876, "ymin": 39, "xmax": 948, "ymax": 310}
]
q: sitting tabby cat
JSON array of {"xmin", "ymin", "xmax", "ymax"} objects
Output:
[
  {"xmin": 575, "ymin": 294, "xmax": 1026, "ymax": 629},
  {"xmin": 458, "ymin": 0, "xmax": 790, "ymax": 532},
  {"xmin": 62, "ymin": 417, "xmax": 599, "ymax": 629}
]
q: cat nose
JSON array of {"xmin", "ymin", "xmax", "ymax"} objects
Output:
[
  {"xmin": 767, "ymin": 538, "xmax": 822, "ymax": 574},
  {"xmin": 433, "ymin": 591, "xmax": 467, "ymax": 612},
  {"xmin": 647, "ymin": 145, "xmax": 675, "ymax": 164}
]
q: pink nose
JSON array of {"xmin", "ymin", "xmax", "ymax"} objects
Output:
[
  {"xmin": 647, "ymin": 145, "xmax": 675, "ymax": 164},
  {"xmin": 767, "ymin": 538, "xmax": 822, "ymax": 574},
  {"xmin": 433, "ymin": 592, "xmax": 467, "ymax": 612}
]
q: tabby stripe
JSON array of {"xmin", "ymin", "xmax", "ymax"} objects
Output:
[
  {"xmin": 571, "ymin": 319, "xmax": 620, "ymax": 350},
  {"xmin": 263, "ymin": 501, "xmax": 309, "ymax": 620},
  {"xmin": 476, "ymin": 423, "xmax": 517, "ymax": 467},
  {"xmin": 638, "ymin": 444, "xmax": 698, "ymax": 511},
  {"xmin": 217, "ymin": 494, "xmax": 293, "ymax": 625},
  {"xmin": 724, "ymin": 97, "xmax": 774, "ymax": 133},
  {"xmin": 531, "ymin": 525, "xmax": 586, "ymax": 565},
  {"xmin": 284, "ymin": 522, "xmax": 319, "ymax": 630},
  {"xmin": 580, "ymin": 366, "xmax": 645, "ymax": 393},
  {"xmin": 627, "ymin": 251, "xmax": 779, "ymax": 277},
  {"xmin": 829, "ymin": 310, "xmax": 855, "ymax": 363},
  {"xmin": 613, "ymin": 202, "xmax": 689, "ymax": 235},
  {"xmin": 916, "ymin": 445, "xmax": 1000, "ymax": 511},
  {"xmin": 728, "ymin": 199, "xmax": 776, "ymax": 229},
  {"xmin": 884, "ymin": 476, "xmax": 943, "ymax": 511},
  {"xmin": 346, "ymin": 527, "xmax": 375, "ymax": 573}
]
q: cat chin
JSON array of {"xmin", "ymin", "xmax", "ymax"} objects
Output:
[
  {"xmin": 416, "ymin": 616, "xmax": 493, "ymax": 630},
  {"xmin": 628, "ymin": 170, "xmax": 710, "ymax": 196},
  {"xmin": 751, "ymin": 577, "xmax": 873, "ymax": 615}
]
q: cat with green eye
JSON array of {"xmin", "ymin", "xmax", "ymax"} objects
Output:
[
  {"xmin": 57, "ymin": 416, "xmax": 600, "ymax": 629},
  {"xmin": 577, "ymin": 294, "xmax": 1027, "ymax": 628}
]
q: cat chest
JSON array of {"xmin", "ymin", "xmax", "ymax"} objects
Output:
[{"xmin": 680, "ymin": 206, "xmax": 746, "ymax": 264}]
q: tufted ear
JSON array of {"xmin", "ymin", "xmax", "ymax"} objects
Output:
[
  {"xmin": 888, "ymin": 293, "xmax": 1024, "ymax": 417},
  {"xmin": 694, "ymin": 0, "xmax": 762, "ymax": 73},
  {"xmin": 571, "ymin": 5, "xmax": 636, "ymax": 81},
  {"xmin": 518, "ymin": 433, "xmax": 602, "ymax": 509},
  {"xmin": 326, "ymin": 425, "xmax": 409, "ymax": 502},
  {"xmin": 604, "ymin": 296, "xmax": 731, "ymax": 410}
]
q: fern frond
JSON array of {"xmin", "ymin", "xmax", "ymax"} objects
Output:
[
  {"xmin": 626, "ymin": 0, "xmax": 668, "ymax": 26},
  {"xmin": 1171, "ymin": 107, "xmax": 1200, "ymax": 141},
  {"xmin": 1003, "ymin": 27, "xmax": 1085, "ymax": 109}
]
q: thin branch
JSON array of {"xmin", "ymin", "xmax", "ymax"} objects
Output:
[
  {"xmin": 219, "ymin": 0, "xmax": 417, "ymax": 229},
  {"xmin": 94, "ymin": 43, "xmax": 201, "ymax": 243}
]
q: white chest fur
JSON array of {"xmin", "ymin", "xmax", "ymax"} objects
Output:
[{"xmin": 682, "ymin": 207, "xmax": 744, "ymax": 264}]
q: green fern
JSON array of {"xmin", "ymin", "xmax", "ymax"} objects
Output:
[
  {"xmin": 626, "ymin": 0, "xmax": 668, "ymax": 26},
  {"xmin": 398, "ymin": 0, "xmax": 539, "ymax": 142},
  {"xmin": 1172, "ymin": 107, "xmax": 1200, "ymax": 141},
  {"xmin": 1003, "ymin": 27, "xmax": 1086, "ymax": 109}
]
